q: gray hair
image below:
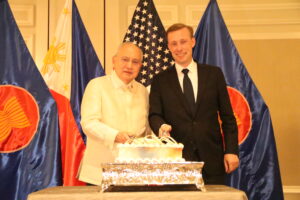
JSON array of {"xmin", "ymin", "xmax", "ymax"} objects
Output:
[{"xmin": 115, "ymin": 42, "xmax": 143, "ymax": 61}]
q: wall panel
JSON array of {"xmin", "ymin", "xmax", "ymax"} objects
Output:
[{"xmin": 9, "ymin": 0, "xmax": 48, "ymax": 69}]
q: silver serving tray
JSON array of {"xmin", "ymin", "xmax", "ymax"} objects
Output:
[{"xmin": 101, "ymin": 162, "xmax": 206, "ymax": 192}]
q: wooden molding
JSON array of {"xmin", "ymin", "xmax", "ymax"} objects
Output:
[
  {"xmin": 10, "ymin": 5, "xmax": 35, "ymax": 26},
  {"xmin": 283, "ymin": 185, "xmax": 300, "ymax": 194},
  {"xmin": 186, "ymin": 3, "xmax": 300, "ymax": 40}
]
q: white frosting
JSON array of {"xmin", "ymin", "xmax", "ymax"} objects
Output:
[
  {"xmin": 115, "ymin": 135, "xmax": 185, "ymax": 163},
  {"xmin": 115, "ymin": 158, "xmax": 185, "ymax": 163}
]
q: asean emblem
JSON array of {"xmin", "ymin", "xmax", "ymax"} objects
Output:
[
  {"xmin": 0, "ymin": 85, "xmax": 39, "ymax": 152},
  {"xmin": 227, "ymin": 86, "xmax": 252, "ymax": 145}
]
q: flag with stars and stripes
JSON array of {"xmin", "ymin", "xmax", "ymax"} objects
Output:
[{"xmin": 123, "ymin": 0, "xmax": 174, "ymax": 86}]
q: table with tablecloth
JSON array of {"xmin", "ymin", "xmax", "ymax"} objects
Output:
[{"xmin": 27, "ymin": 185, "xmax": 248, "ymax": 200}]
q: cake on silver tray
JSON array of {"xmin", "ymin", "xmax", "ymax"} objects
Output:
[{"xmin": 100, "ymin": 135, "xmax": 206, "ymax": 192}]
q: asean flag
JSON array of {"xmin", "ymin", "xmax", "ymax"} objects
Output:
[{"xmin": 0, "ymin": 0, "xmax": 62, "ymax": 200}]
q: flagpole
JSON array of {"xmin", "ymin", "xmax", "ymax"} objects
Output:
[
  {"xmin": 103, "ymin": 0, "xmax": 106, "ymax": 71},
  {"xmin": 47, "ymin": 0, "xmax": 50, "ymax": 49}
]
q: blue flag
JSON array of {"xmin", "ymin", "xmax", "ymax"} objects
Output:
[
  {"xmin": 193, "ymin": 0, "xmax": 284, "ymax": 199},
  {"xmin": 0, "ymin": 0, "xmax": 62, "ymax": 200},
  {"xmin": 70, "ymin": 0, "xmax": 105, "ymax": 142}
]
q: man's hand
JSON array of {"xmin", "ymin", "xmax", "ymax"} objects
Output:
[
  {"xmin": 159, "ymin": 124, "xmax": 172, "ymax": 137},
  {"xmin": 224, "ymin": 154, "xmax": 239, "ymax": 174},
  {"xmin": 114, "ymin": 132, "xmax": 130, "ymax": 143}
]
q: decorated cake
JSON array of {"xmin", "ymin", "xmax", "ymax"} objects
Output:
[
  {"xmin": 115, "ymin": 135, "xmax": 185, "ymax": 163},
  {"xmin": 101, "ymin": 135, "xmax": 205, "ymax": 192}
]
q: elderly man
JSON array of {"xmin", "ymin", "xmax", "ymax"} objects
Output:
[{"xmin": 78, "ymin": 42, "xmax": 150, "ymax": 185}]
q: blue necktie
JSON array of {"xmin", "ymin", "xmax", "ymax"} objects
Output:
[{"xmin": 182, "ymin": 69, "xmax": 196, "ymax": 113}]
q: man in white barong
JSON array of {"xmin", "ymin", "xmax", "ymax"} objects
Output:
[{"xmin": 78, "ymin": 42, "xmax": 150, "ymax": 185}]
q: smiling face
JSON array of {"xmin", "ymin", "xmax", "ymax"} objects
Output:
[
  {"xmin": 113, "ymin": 43, "xmax": 143, "ymax": 84},
  {"xmin": 167, "ymin": 27, "xmax": 195, "ymax": 68}
]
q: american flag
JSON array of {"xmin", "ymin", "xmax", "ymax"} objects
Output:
[{"xmin": 123, "ymin": 0, "xmax": 174, "ymax": 86}]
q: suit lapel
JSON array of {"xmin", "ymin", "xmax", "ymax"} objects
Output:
[
  {"xmin": 167, "ymin": 67, "xmax": 194, "ymax": 118},
  {"xmin": 195, "ymin": 64, "xmax": 208, "ymax": 116}
]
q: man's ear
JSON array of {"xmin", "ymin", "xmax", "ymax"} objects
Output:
[
  {"xmin": 112, "ymin": 55, "xmax": 117, "ymax": 65},
  {"xmin": 191, "ymin": 37, "xmax": 196, "ymax": 48}
]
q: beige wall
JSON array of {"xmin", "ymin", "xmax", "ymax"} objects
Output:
[
  {"xmin": 49, "ymin": 0, "xmax": 104, "ymax": 66},
  {"xmin": 235, "ymin": 39, "xmax": 300, "ymax": 185},
  {"xmin": 9, "ymin": 0, "xmax": 300, "ymax": 194},
  {"xmin": 9, "ymin": 0, "xmax": 48, "ymax": 68}
]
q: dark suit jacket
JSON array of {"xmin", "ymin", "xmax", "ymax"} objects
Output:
[{"xmin": 149, "ymin": 63, "xmax": 238, "ymax": 179}]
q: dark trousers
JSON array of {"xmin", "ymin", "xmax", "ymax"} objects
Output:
[{"xmin": 183, "ymin": 147, "xmax": 225, "ymax": 185}]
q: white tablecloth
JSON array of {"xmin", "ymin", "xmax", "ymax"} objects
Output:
[{"xmin": 27, "ymin": 185, "xmax": 248, "ymax": 200}]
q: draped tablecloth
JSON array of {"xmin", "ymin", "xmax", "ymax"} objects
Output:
[{"xmin": 27, "ymin": 185, "xmax": 248, "ymax": 200}]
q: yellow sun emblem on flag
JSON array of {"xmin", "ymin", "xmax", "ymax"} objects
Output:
[
  {"xmin": 41, "ymin": 38, "xmax": 66, "ymax": 75},
  {"xmin": 63, "ymin": 84, "xmax": 69, "ymax": 92}
]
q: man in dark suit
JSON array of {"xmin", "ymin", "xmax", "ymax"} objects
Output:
[{"xmin": 149, "ymin": 23, "xmax": 239, "ymax": 184}]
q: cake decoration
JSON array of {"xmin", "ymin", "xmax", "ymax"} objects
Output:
[{"xmin": 115, "ymin": 134, "xmax": 185, "ymax": 163}]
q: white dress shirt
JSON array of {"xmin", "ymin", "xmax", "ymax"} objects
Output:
[
  {"xmin": 78, "ymin": 71, "xmax": 149, "ymax": 185},
  {"xmin": 175, "ymin": 60, "xmax": 198, "ymax": 101}
]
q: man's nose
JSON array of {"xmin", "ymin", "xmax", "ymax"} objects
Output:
[
  {"xmin": 174, "ymin": 44, "xmax": 182, "ymax": 51},
  {"xmin": 125, "ymin": 60, "xmax": 134, "ymax": 69}
]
